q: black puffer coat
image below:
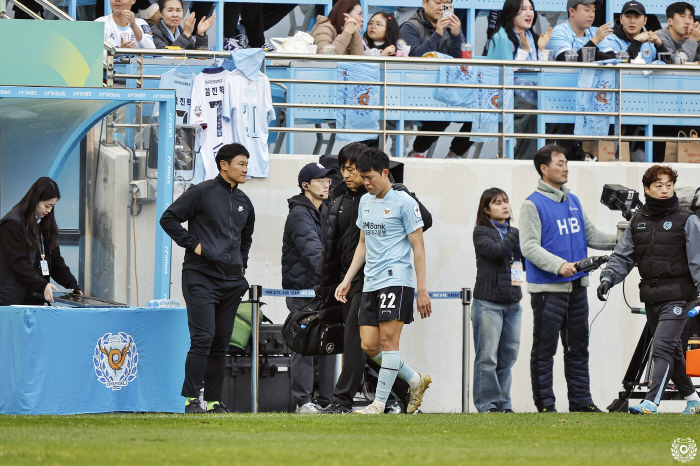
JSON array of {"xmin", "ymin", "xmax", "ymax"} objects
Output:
[
  {"xmin": 0, "ymin": 205, "xmax": 79, "ymax": 305},
  {"xmin": 473, "ymin": 224, "xmax": 522, "ymax": 304},
  {"xmin": 282, "ymin": 195, "xmax": 325, "ymax": 290}
]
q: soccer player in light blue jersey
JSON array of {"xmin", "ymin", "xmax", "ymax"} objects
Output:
[{"xmin": 335, "ymin": 148, "xmax": 432, "ymax": 415}]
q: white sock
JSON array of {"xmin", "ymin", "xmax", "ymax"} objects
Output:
[
  {"xmin": 685, "ymin": 392, "xmax": 700, "ymax": 401},
  {"xmin": 373, "ymin": 400, "xmax": 386, "ymax": 410},
  {"xmin": 407, "ymin": 372, "xmax": 421, "ymax": 390}
]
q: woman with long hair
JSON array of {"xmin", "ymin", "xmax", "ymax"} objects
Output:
[
  {"xmin": 485, "ymin": 0, "xmax": 552, "ymax": 160},
  {"xmin": 472, "ymin": 188, "xmax": 522, "ymax": 413},
  {"xmin": 0, "ymin": 177, "xmax": 81, "ymax": 305},
  {"xmin": 310, "ymin": 0, "xmax": 364, "ymax": 55}
]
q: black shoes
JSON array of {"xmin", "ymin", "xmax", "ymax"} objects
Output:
[
  {"xmin": 539, "ymin": 405, "xmax": 558, "ymax": 413},
  {"xmin": 319, "ymin": 402, "xmax": 352, "ymax": 414},
  {"xmin": 571, "ymin": 404, "xmax": 603, "ymax": 413},
  {"xmin": 185, "ymin": 399, "xmax": 206, "ymax": 414},
  {"xmin": 486, "ymin": 408, "xmax": 500, "ymax": 413},
  {"xmin": 501, "ymin": 409, "xmax": 515, "ymax": 413},
  {"xmin": 207, "ymin": 402, "xmax": 231, "ymax": 414}
]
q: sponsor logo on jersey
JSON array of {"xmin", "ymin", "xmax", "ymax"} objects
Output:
[
  {"xmin": 673, "ymin": 306, "xmax": 683, "ymax": 315},
  {"xmin": 94, "ymin": 333, "xmax": 138, "ymax": 390},
  {"xmin": 413, "ymin": 205, "xmax": 421, "ymax": 218},
  {"xmin": 194, "ymin": 105, "xmax": 202, "ymax": 117},
  {"xmin": 382, "ymin": 208, "xmax": 392, "ymax": 218},
  {"xmin": 141, "ymin": 24, "xmax": 151, "ymax": 34},
  {"xmin": 238, "ymin": 206, "xmax": 244, "ymax": 211},
  {"xmin": 663, "ymin": 221, "xmax": 672, "ymax": 230}
]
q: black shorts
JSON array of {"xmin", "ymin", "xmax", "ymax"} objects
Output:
[{"xmin": 358, "ymin": 286, "xmax": 415, "ymax": 327}]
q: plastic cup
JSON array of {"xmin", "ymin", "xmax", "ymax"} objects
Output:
[
  {"xmin": 582, "ymin": 47, "xmax": 596, "ymax": 62},
  {"xmin": 565, "ymin": 49, "xmax": 578, "ymax": 62},
  {"xmin": 460, "ymin": 43, "xmax": 473, "ymax": 59},
  {"xmin": 657, "ymin": 52, "xmax": 671, "ymax": 64},
  {"xmin": 543, "ymin": 49, "xmax": 553, "ymax": 61},
  {"xmin": 322, "ymin": 45, "xmax": 336, "ymax": 54},
  {"xmin": 308, "ymin": 44, "xmax": 318, "ymax": 54}
]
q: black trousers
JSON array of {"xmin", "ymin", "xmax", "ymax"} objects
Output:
[
  {"xmin": 333, "ymin": 289, "xmax": 366, "ymax": 409},
  {"xmin": 181, "ymin": 269, "xmax": 249, "ymax": 401},
  {"xmin": 413, "ymin": 121, "xmax": 473, "ymax": 157},
  {"xmin": 645, "ymin": 300, "xmax": 697, "ymax": 403},
  {"xmin": 530, "ymin": 280, "xmax": 593, "ymax": 411}
]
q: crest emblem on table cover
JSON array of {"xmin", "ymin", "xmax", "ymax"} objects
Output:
[{"xmin": 94, "ymin": 333, "xmax": 138, "ymax": 390}]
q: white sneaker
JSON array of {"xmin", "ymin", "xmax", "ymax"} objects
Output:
[
  {"xmin": 354, "ymin": 401, "xmax": 384, "ymax": 415},
  {"xmin": 295, "ymin": 402, "xmax": 320, "ymax": 414}
]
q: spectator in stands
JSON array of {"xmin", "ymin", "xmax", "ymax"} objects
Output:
[
  {"xmin": 97, "ymin": 0, "xmax": 155, "ymax": 50},
  {"xmin": 520, "ymin": 144, "xmax": 616, "ymax": 413},
  {"xmin": 310, "ymin": 0, "xmax": 364, "ymax": 55},
  {"xmin": 472, "ymin": 188, "xmax": 523, "ymax": 413},
  {"xmin": 607, "ymin": 1, "xmax": 667, "ymax": 62},
  {"xmin": 0, "ymin": 178, "xmax": 82, "ymax": 306},
  {"xmin": 547, "ymin": 0, "xmax": 616, "ymax": 61},
  {"xmin": 401, "ymin": 0, "xmax": 471, "ymax": 158},
  {"xmin": 363, "ymin": 12, "xmax": 410, "ymax": 56},
  {"xmin": 485, "ymin": 0, "xmax": 552, "ymax": 159},
  {"xmin": 138, "ymin": 2, "xmax": 161, "ymax": 26},
  {"xmin": 657, "ymin": 2, "xmax": 700, "ymax": 62},
  {"xmin": 283, "ymin": 163, "xmax": 338, "ymax": 414},
  {"xmin": 151, "ymin": 0, "xmax": 215, "ymax": 49}
]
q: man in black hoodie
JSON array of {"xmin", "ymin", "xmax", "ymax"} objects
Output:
[
  {"xmin": 282, "ymin": 162, "xmax": 338, "ymax": 414},
  {"xmin": 160, "ymin": 143, "xmax": 254, "ymax": 414}
]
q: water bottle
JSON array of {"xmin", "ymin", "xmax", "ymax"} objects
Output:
[
  {"xmin": 146, "ymin": 299, "xmax": 181, "ymax": 308},
  {"xmin": 689, "ymin": 307, "xmax": 700, "ymax": 318}
]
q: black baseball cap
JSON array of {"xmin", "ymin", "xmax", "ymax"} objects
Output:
[
  {"xmin": 621, "ymin": 1, "xmax": 646, "ymax": 15},
  {"xmin": 298, "ymin": 163, "xmax": 337, "ymax": 187}
]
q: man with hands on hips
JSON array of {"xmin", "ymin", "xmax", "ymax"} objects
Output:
[
  {"xmin": 547, "ymin": 0, "xmax": 616, "ymax": 61},
  {"xmin": 597, "ymin": 165, "xmax": 700, "ymax": 415}
]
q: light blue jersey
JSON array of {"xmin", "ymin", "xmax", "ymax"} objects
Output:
[
  {"xmin": 153, "ymin": 69, "xmax": 195, "ymax": 126},
  {"xmin": 547, "ymin": 21, "xmax": 614, "ymax": 58},
  {"xmin": 606, "ymin": 34, "xmax": 658, "ymax": 63},
  {"xmin": 356, "ymin": 188, "xmax": 424, "ymax": 292}
]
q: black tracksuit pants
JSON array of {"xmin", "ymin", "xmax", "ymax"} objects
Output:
[
  {"xmin": 530, "ymin": 279, "xmax": 593, "ymax": 411},
  {"xmin": 645, "ymin": 300, "xmax": 697, "ymax": 404},
  {"xmin": 333, "ymin": 289, "xmax": 366, "ymax": 409},
  {"xmin": 181, "ymin": 269, "xmax": 249, "ymax": 401}
]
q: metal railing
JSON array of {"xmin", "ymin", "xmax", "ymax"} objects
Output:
[{"xmin": 104, "ymin": 47, "xmax": 700, "ymax": 159}]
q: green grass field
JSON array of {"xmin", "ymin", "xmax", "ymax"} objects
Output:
[{"xmin": 0, "ymin": 413, "xmax": 697, "ymax": 465}]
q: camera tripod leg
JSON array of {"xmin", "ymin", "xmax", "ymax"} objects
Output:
[{"xmin": 607, "ymin": 324, "xmax": 653, "ymax": 412}]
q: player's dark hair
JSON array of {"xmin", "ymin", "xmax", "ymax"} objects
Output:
[
  {"xmin": 15, "ymin": 177, "xmax": 61, "ymax": 250},
  {"xmin": 486, "ymin": 0, "xmax": 540, "ymax": 56},
  {"xmin": 533, "ymin": 144, "xmax": 567, "ymax": 178},
  {"xmin": 357, "ymin": 147, "xmax": 390, "ymax": 174},
  {"xmin": 216, "ymin": 143, "xmax": 249, "ymax": 171},
  {"xmin": 475, "ymin": 188, "xmax": 512, "ymax": 228},
  {"xmin": 642, "ymin": 165, "xmax": 678, "ymax": 187},
  {"xmin": 328, "ymin": 0, "xmax": 362, "ymax": 35},
  {"xmin": 158, "ymin": 0, "xmax": 183, "ymax": 11},
  {"xmin": 667, "ymin": 2, "xmax": 695, "ymax": 19},
  {"xmin": 363, "ymin": 12, "xmax": 402, "ymax": 50},
  {"xmin": 337, "ymin": 142, "xmax": 367, "ymax": 168}
]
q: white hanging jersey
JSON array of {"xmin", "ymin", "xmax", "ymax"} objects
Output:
[
  {"xmin": 190, "ymin": 67, "xmax": 232, "ymax": 180},
  {"xmin": 96, "ymin": 14, "xmax": 155, "ymax": 49},
  {"xmin": 153, "ymin": 70, "xmax": 195, "ymax": 126},
  {"xmin": 223, "ymin": 70, "xmax": 275, "ymax": 178}
]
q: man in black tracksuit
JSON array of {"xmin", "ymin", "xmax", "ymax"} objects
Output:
[
  {"xmin": 282, "ymin": 162, "xmax": 337, "ymax": 413},
  {"xmin": 599, "ymin": 165, "xmax": 700, "ymax": 415},
  {"xmin": 160, "ymin": 143, "xmax": 254, "ymax": 414}
]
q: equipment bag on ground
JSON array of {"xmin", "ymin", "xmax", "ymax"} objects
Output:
[
  {"xmin": 282, "ymin": 296, "xmax": 344, "ymax": 356},
  {"xmin": 230, "ymin": 301, "xmax": 271, "ymax": 351}
]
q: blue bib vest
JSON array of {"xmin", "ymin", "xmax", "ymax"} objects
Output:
[{"xmin": 525, "ymin": 191, "xmax": 588, "ymax": 284}]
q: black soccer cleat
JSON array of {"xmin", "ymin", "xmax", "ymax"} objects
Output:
[
  {"xmin": 571, "ymin": 404, "xmax": 603, "ymax": 413},
  {"xmin": 185, "ymin": 399, "xmax": 206, "ymax": 414},
  {"xmin": 319, "ymin": 402, "xmax": 352, "ymax": 414},
  {"xmin": 539, "ymin": 405, "xmax": 557, "ymax": 413},
  {"xmin": 207, "ymin": 402, "xmax": 231, "ymax": 414}
]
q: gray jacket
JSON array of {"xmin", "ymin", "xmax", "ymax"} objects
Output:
[
  {"xmin": 520, "ymin": 179, "xmax": 617, "ymax": 293},
  {"xmin": 656, "ymin": 27, "xmax": 700, "ymax": 62},
  {"xmin": 601, "ymin": 214, "xmax": 700, "ymax": 291}
]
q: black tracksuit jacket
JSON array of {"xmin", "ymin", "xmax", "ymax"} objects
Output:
[{"xmin": 160, "ymin": 174, "xmax": 255, "ymax": 280}]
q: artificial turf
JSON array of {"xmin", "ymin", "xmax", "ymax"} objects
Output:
[{"xmin": 0, "ymin": 412, "xmax": 697, "ymax": 465}]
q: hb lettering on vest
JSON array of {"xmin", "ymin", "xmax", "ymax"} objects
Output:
[{"xmin": 557, "ymin": 218, "xmax": 581, "ymax": 235}]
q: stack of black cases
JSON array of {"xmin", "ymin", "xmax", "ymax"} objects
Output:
[{"xmin": 222, "ymin": 324, "xmax": 294, "ymax": 413}]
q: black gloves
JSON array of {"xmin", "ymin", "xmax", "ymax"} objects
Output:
[{"xmin": 597, "ymin": 280, "xmax": 611, "ymax": 301}]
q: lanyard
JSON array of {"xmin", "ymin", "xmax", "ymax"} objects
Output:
[{"xmin": 39, "ymin": 232, "xmax": 45, "ymax": 261}]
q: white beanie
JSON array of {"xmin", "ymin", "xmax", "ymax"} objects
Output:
[{"xmin": 139, "ymin": 3, "xmax": 159, "ymax": 20}]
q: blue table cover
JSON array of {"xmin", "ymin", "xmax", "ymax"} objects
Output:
[{"xmin": 0, "ymin": 306, "xmax": 189, "ymax": 415}]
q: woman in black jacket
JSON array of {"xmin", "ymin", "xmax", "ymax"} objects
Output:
[
  {"xmin": 152, "ymin": 0, "xmax": 215, "ymax": 49},
  {"xmin": 472, "ymin": 188, "xmax": 522, "ymax": 413},
  {"xmin": 0, "ymin": 178, "xmax": 81, "ymax": 305}
]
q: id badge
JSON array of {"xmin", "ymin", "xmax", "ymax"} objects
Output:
[
  {"xmin": 40, "ymin": 259, "xmax": 49, "ymax": 276},
  {"xmin": 510, "ymin": 261, "xmax": 523, "ymax": 286}
]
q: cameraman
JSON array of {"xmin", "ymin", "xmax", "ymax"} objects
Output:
[
  {"xmin": 520, "ymin": 144, "xmax": 616, "ymax": 413},
  {"xmin": 598, "ymin": 165, "xmax": 700, "ymax": 415}
]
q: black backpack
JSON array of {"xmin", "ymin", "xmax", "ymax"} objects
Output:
[{"xmin": 282, "ymin": 297, "xmax": 344, "ymax": 356}]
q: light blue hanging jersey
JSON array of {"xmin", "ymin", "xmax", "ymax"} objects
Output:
[
  {"xmin": 153, "ymin": 69, "xmax": 195, "ymax": 125},
  {"xmin": 356, "ymin": 189, "xmax": 424, "ymax": 292},
  {"xmin": 547, "ymin": 21, "xmax": 614, "ymax": 59}
]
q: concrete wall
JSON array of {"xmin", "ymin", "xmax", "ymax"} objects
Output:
[{"xmin": 96, "ymin": 149, "xmax": 700, "ymax": 413}]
